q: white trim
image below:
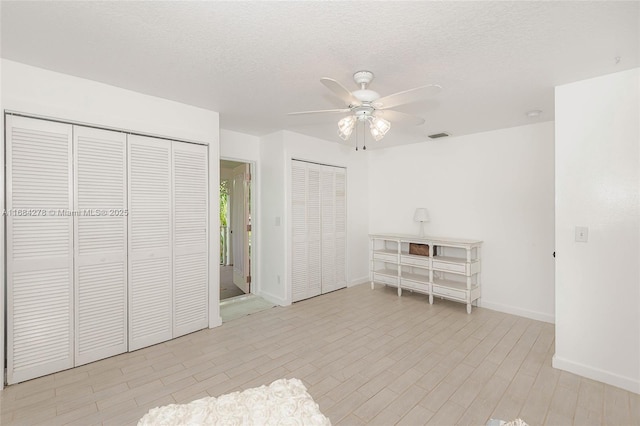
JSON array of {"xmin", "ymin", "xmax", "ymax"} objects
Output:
[
  {"xmin": 480, "ymin": 300, "xmax": 555, "ymax": 324},
  {"xmin": 257, "ymin": 289, "xmax": 288, "ymax": 307},
  {"xmin": 5, "ymin": 110, "xmax": 207, "ymax": 147},
  {"xmin": 1, "ymin": 112, "xmax": 5, "ymax": 389},
  {"xmin": 208, "ymin": 133, "xmax": 221, "ymax": 328},
  {"xmin": 284, "ymin": 151, "xmax": 292, "ymax": 306},
  {"xmin": 1, "ymin": 50, "xmax": 4, "ymax": 390},
  {"xmin": 552, "ymin": 355, "xmax": 640, "ymax": 394},
  {"xmin": 209, "ymin": 315, "xmax": 222, "ymax": 328}
]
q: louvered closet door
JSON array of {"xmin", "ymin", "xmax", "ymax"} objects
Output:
[
  {"xmin": 291, "ymin": 161, "xmax": 308, "ymax": 302},
  {"xmin": 172, "ymin": 142, "xmax": 209, "ymax": 337},
  {"xmin": 333, "ymin": 168, "xmax": 347, "ymax": 290},
  {"xmin": 128, "ymin": 135, "xmax": 173, "ymax": 351},
  {"xmin": 320, "ymin": 167, "xmax": 337, "ymax": 292},
  {"xmin": 291, "ymin": 160, "xmax": 321, "ymax": 302},
  {"xmin": 307, "ymin": 165, "xmax": 322, "ymax": 298},
  {"xmin": 6, "ymin": 116, "xmax": 74, "ymax": 384},
  {"xmin": 320, "ymin": 165, "xmax": 347, "ymax": 294},
  {"xmin": 74, "ymin": 126, "xmax": 127, "ymax": 366}
]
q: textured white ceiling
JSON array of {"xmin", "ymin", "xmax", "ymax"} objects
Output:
[{"xmin": 1, "ymin": 1, "xmax": 638, "ymax": 147}]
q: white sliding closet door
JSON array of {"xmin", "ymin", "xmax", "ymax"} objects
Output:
[
  {"xmin": 291, "ymin": 160, "xmax": 321, "ymax": 302},
  {"xmin": 172, "ymin": 142, "xmax": 209, "ymax": 337},
  {"xmin": 74, "ymin": 126, "xmax": 127, "ymax": 366},
  {"xmin": 128, "ymin": 135, "xmax": 173, "ymax": 351},
  {"xmin": 6, "ymin": 116, "xmax": 74, "ymax": 384}
]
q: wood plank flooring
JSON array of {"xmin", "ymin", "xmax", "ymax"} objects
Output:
[{"xmin": 1, "ymin": 283, "xmax": 638, "ymax": 425}]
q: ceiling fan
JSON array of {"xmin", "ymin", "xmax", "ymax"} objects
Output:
[{"xmin": 288, "ymin": 70, "xmax": 441, "ymax": 146}]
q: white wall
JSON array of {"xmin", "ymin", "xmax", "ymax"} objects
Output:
[
  {"xmin": 2, "ymin": 60, "xmax": 217, "ymax": 143},
  {"xmin": 259, "ymin": 132, "xmax": 286, "ymax": 304},
  {"xmin": 1, "ymin": 60, "xmax": 221, "ymax": 390},
  {"xmin": 220, "ymin": 129, "xmax": 260, "ymax": 162},
  {"xmin": 259, "ymin": 130, "xmax": 370, "ymax": 305},
  {"xmin": 368, "ymin": 122, "xmax": 556, "ymax": 322},
  {"xmin": 554, "ymin": 68, "xmax": 639, "ymax": 394}
]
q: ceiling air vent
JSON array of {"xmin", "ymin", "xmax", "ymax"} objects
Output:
[{"xmin": 428, "ymin": 132, "xmax": 450, "ymax": 139}]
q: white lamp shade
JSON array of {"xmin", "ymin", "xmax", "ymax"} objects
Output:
[{"xmin": 413, "ymin": 208, "xmax": 430, "ymax": 222}]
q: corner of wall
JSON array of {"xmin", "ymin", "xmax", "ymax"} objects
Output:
[{"xmin": 349, "ymin": 277, "xmax": 370, "ymax": 288}]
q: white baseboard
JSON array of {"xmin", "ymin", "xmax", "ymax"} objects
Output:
[
  {"xmin": 257, "ymin": 290, "xmax": 289, "ymax": 306},
  {"xmin": 480, "ymin": 300, "xmax": 555, "ymax": 324},
  {"xmin": 348, "ymin": 276, "xmax": 369, "ymax": 287},
  {"xmin": 552, "ymin": 355, "xmax": 640, "ymax": 394}
]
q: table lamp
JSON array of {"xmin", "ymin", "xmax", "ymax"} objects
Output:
[{"xmin": 414, "ymin": 208, "xmax": 430, "ymax": 237}]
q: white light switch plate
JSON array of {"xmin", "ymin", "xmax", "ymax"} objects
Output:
[{"xmin": 575, "ymin": 226, "xmax": 589, "ymax": 242}]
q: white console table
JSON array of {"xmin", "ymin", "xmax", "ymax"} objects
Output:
[{"xmin": 369, "ymin": 233, "xmax": 482, "ymax": 314}]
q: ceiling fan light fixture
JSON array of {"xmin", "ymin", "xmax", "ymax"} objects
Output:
[
  {"xmin": 290, "ymin": 70, "xmax": 438, "ymax": 146},
  {"xmin": 369, "ymin": 116, "xmax": 391, "ymax": 141},
  {"xmin": 337, "ymin": 115, "xmax": 356, "ymax": 140}
]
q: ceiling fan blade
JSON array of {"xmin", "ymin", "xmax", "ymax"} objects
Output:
[
  {"xmin": 375, "ymin": 109, "xmax": 425, "ymax": 126},
  {"xmin": 288, "ymin": 108, "xmax": 351, "ymax": 116},
  {"xmin": 320, "ymin": 77, "xmax": 360, "ymax": 106},
  {"xmin": 375, "ymin": 84, "xmax": 442, "ymax": 109}
]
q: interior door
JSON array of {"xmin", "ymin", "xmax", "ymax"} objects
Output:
[
  {"xmin": 6, "ymin": 115, "xmax": 74, "ymax": 384},
  {"xmin": 74, "ymin": 126, "xmax": 128, "ymax": 366},
  {"xmin": 172, "ymin": 142, "xmax": 209, "ymax": 337},
  {"xmin": 320, "ymin": 167, "xmax": 337, "ymax": 292},
  {"xmin": 320, "ymin": 165, "xmax": 347, "ymax": 293},
  {"xmin": 333, "ymin": 168, "xmax": 347, "ymax": 290},
  {"xmin": 231, "ymin": 163, "xmax": 250, "ymax": 293},
  {"xmin": 291, "ymin": 160, "xmax": 321, "ymax": 302},
  {"xmin": 128, "ymin": 134, "xmax": 173, "ymax": 351}
]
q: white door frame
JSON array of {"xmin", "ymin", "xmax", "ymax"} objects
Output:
[{"xmin": 220, "ymin": 157, "xmax": 257, "ymax": 297}]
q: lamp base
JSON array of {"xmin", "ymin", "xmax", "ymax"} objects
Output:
[{"xmin": 419, "ymin": 222, "xmax": 426, "ymax": 238}]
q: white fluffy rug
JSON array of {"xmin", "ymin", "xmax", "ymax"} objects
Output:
[{"xmin": 138, "ymin": 378, "xmax": 331, "ymax": 425}]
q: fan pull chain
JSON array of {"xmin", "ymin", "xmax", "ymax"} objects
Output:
[{"xmin": 362, "ymin": 119, "xmax": 367, "ymax": 150}]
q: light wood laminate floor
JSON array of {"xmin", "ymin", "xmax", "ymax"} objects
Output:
[{"xmin": 1, "ymin": 283, "xmax": 638, "ymax": 425}]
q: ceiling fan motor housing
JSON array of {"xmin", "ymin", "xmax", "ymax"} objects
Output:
[
  {"xmin": 354, "ymin": 106, "xmax": 374, "ymax": 121},
  {"xmin": 351, "ymin": 70, "xmax": 380, "ymax": 107},
  {"xmin": 352, "ymin": 89, "xmax": 380, "ymax": 103}
]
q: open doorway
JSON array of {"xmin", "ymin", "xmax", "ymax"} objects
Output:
[{"xmin": 220, "ymin": 160, "xmax": 252, "ymax": 301}]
